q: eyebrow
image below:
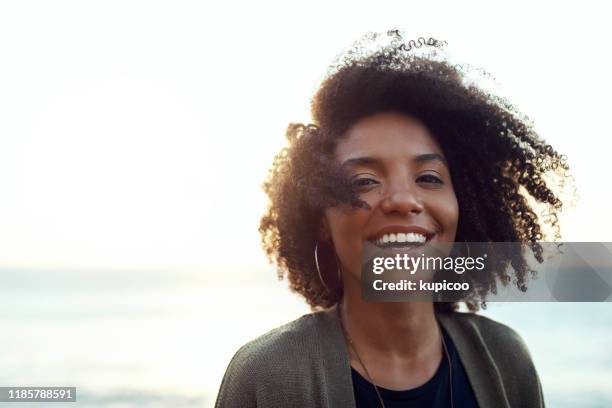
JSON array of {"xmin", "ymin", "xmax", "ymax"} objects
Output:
[{"xmin": 340, "ymin": 153, "xmax": 448, "ymax": 169}]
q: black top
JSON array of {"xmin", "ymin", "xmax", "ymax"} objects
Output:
[{"xmin": 351, "ymin": 327, "xmax": 479, "ymax": 408}]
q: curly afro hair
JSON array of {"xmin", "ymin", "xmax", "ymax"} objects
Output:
[{"xmin": 259, "ymin": 34, "xmax": 573, "ymax": 312}]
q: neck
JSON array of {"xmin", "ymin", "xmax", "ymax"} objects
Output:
[{"xmin": 339, "ymin": 279, "xmax": 440, "ymax": 358}]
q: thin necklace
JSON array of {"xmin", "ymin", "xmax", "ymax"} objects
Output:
[{"xmin": 338, "ymin": 304, "xmax": 454, "ymax": 408}]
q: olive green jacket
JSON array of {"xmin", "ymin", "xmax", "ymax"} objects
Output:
[{"xmin": 215, "ymin": 305, "xmax": 545, "ymax": 407}]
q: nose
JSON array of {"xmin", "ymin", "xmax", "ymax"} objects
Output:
[{"xmin": 379, "ymin": 183, "xmax": 424, "ymax": 216}]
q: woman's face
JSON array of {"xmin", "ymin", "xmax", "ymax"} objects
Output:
[{"xmin": 322, "ymin": 112, "xmax": 459, "ymax": 280}]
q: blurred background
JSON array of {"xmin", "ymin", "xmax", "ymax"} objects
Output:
[{"xmin": 1, "ymin": 0, "xmax": 611, "ymax": 407}]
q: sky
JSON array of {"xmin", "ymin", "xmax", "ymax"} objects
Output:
[{"xmin": 0, "ymin": 0, "xmax": 611, "ymax": 272}]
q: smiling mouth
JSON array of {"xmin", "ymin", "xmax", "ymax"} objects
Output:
[{"xmin": 369, "ymin": 232, "xmax": 434, "ymax": 249}]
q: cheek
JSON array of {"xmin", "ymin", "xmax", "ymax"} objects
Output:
[
  {"xmin": 324, "ymin": 207, "xmax": 370, "ymax": 269},
  {"xmin": 325, "ymin": 207, "xmax": 368, "ymax": 244},
  {"xmin": 438, "ymin": 191, "xmax": 459, "ymax": 236},
  {"xmin": 426, "ymin": 188, "xmax": 459, "ymax": 241}
]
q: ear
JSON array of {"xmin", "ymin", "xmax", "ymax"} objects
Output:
[{"xmin": 318, "ymin": 217, "xmax": 331, "ymax": 243}]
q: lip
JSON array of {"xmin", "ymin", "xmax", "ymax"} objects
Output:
[{"xmin": 367, "ymin": 225, "xmax": 436, "ymax": 242}]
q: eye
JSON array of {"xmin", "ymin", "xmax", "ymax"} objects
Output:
[
  {"xmin": 417, "ymin": 174, "xmax": 443, "ymax": 184},
  {"xmin": 351, "ymin": 176, "xmax": 380, "ymax": 190}
]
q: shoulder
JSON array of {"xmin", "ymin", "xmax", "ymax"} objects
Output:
[
  {"xmin": 215, "ymin": 310, "xmax": 329, "ymax": 407},
  {"xmin": 446, "ymin": 311, "xmax": 529, "ymax": 350},
  {"xmin": 440, "ymin": 311, "xmax": 545, "ymax": 407},
  {"xmin": 442, "ymin": 311, "xmax": 536, "ymax": 367},
  {"xmin": 228, "ymin": 311, "xmax": 321, "ymax": 368}
]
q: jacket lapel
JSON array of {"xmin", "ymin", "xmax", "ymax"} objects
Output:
[
  {"xmin": 438, "ymin": 313, "xmax": 511, "ymax": 408},
  {"xmin": 315, "ymin": 304, "xmax": 357, "ymax": 407}
]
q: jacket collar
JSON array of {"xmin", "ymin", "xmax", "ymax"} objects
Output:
[{"xmin": 314, "ymin": 304, "xmax": 511, "ymax": 408}]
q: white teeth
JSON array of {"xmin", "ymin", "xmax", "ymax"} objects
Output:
[{"xmin": 375, "ymin": 232, "xmax": 428, "ymax": 245}]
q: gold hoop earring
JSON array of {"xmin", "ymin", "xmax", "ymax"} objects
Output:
[{"xmin": 314, "ymin": 241, "xmax": 341, "ymax": 293}]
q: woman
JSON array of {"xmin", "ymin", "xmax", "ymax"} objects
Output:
[{"xmin": 215, "ymin": 32, "xmax": 570, "ymax": 407}]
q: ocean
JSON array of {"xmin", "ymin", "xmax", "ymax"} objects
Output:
[{"xmin": 1, "ymin": 268, "xmax": 611, "ymax": 407}]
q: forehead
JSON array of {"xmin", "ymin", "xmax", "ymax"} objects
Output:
[{"xmin": 334, "ymin": 112, "xmax": 445, "ymax": 162}]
